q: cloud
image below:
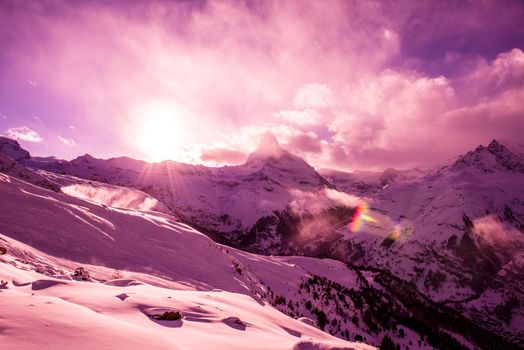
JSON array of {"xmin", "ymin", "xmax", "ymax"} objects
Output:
[
  {"xmin": 1, "ymin": 1, "xmax": 523, "ymax": 169},
  {"xmin": 200, "ymin": 147, "xmax": 246, "ymax": 165},
  {"xmin": 473, "ymin": 216, "xmax": 523, "ymax": 247},
  {"xmin": 289, "ymin": 188, "xmax": 361, "ymax": 215},
  {"xmin": 198, "ymin": 47, "xmax": 524, "ymax": 170},
  {"xmin": 270, "ymin": 48, "xmax": 524, "ymax": 170},
  {"xmin": 286, "ymin": 132, "xmax": 322, "ymax": 154},
  {"xmin": 0, "ymin": 0, "xmax": 400, "ymax": 161},
  {"xmin": 293, "ymin": 83, "xmax": 334, "ymax": 109},
  {"xmin": 247, "ymin": 125, "xmax": 326, "ymax": 157},
  {"xmin": 273, "ymin": 109, "xmax": 322, "ymax": 126},
  {"xmin": 324, "ymin": 189, "xmax": 361, "ymax": 207},
  {"xmin": 323, "ymin": 70, "xmax": 457, "ymax": 168},
  {"xmin": 5, "ymin": 126, "xmax": 43, "ymax": 142},
  {"xmin": 472, "ymin": 215, "xmax": 524, "ymax": 261},
  {"xmin": 458, "ymin": 48, "xmax": 524, "ymax": 101},
  {"xmin": 57, "ymin": 136, "xmax": 76, "ymax": 147}
]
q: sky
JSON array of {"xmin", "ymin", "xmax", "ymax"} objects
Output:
[{"xmin": 1, "ymin": 0, "xmax": 523, "ymax": 171}]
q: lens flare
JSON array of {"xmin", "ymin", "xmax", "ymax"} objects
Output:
[
  {"xmin": 349, "ymin": 202, "xmax": 378, "ymax": 232},
  {"xmin": 389, "ymin": 224, "xmax": 402, "ymax": 241},
  {"xmin": 381, "ymin": 223, "xmax": 404, "ymax": 248}
]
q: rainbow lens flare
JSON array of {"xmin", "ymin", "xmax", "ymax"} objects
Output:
[{"xmin": 349, "ymin": 202, "xmax": 378, "ymax": 232}]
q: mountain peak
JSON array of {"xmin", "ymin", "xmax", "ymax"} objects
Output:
[
  {"xmin": 247, "ymin": 132, "xmax": 287, "ymax": 162},
  {"xmin": 72, "ymin": 153, "xmax": 96, "ymax": 164},
  {"xmin": 0, "ymin": 136, "xmax": 31, "ymax": 161},
  {"xmin": 256, "ymin": 132, "xmax": 283, "ymax": 154},
  {"xmin": 487, "ymin": 139, "xmax": 506, "ymax": 154},
  {"xmin": 488, "ymin": 138, "xmax": 501, "ymax": 147},
  {"xmin": 452, "ymin": 139, "xmax": 523, "ymax": 173}
]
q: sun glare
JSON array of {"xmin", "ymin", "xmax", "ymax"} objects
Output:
[{"xmin": 136, "ymin": 102, "xmax": 185, "ymax": 162}]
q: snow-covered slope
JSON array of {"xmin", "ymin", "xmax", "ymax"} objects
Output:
[
  {"xmin": 0, "ymin": 172, "xmax": 377, "ymax": 350},
  {"xmin": 0, "ymin": 254, "xmax": 372, "ymax": 350},
  {"xmin": 338, "ymin": 140, "xmax": 524, "ymax": 346},
  {"xmin": 25, "ymin": 133, "xmax": 337, "ymax": 252},
  {"xmin": 4, "ymin": 167, "xmax": 515, "ymax": 349},
  {"xmin": 0, "ymin": 153, "xmax": 60, "ymax": 192}
]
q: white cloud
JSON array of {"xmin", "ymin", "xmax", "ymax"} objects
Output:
[
  {"xmin": 293, "ymin": 83, "xmax": 334, "ymax": 109},
  {"xmin": 289, "ymin": 188, "xmax": 361, "ymax": 215},
  {"xmin": 57, "ymin": 136, "xmax": 76, "ymax": 147},
  {"xmin": 324, "ymin": 188, "xmax": 361, "ymax": 207},
  {"xmin": 273, "ymin": 108, "xmax": 322, "ymax": 126},
  {"xmin": 5, "ymin": 126, "xmax": 43, "ymax": 142}
]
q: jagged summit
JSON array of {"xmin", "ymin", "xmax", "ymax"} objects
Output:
[
  {"xmin": 0, "ymin": 136, "xmax": 30, "ymax": 161},
  {"xmin": 250, "ymin": 132, "xmax": 285, "ymax": 156},
  {"xmin": 244, "ymin": 132, "xmax": 325, "ymax": 180},
  {"xmin": 246, "ymin": 132, "xmax": 290, "ymax": 163},
  {"xmin": 452, "ymin": 139, "xmax": 524, "ymax": 173},
  {"xmin": 488, "ymin": 139, "xmax": 504, "ymax": 151}
]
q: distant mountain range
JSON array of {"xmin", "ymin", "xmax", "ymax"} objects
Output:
[{"xmin": 1, "ymin": 135, "xmax": 523, "ymax": 349}]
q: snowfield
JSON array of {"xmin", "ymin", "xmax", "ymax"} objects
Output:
[
  {"xmin": 0, "ymin": 262, "xmax": 372, "ymax": 350},
  {"xmin": 0, "ymin": 172, "xmax": 373, "ymax": 350}
]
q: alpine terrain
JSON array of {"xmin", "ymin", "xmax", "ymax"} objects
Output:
[{"xmin": 1, "ymin": 135, "xmax": 522, "ymax": 349}]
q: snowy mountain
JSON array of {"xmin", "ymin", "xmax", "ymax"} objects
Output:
[
  {"xmin": 2, "ymin": 165, "xmax": 517, "ymax": 350},
  {"xmin": 0, "ymin": 170, "xmax": 380, "ymax": 349},
  {"xmin": 25, "ymin": 133, "xmax": 337, "ymax": 252},
  {"xmin": 318, "ymin": 167, "xmax": 428, "ymax": 196},
  {"xmin": 6, "ymin": 167, "xmax": 478, "ymax": 349},
  {"xmin": 1, "ymin": 136, "xmax": 523, "ymax": 349},
  {"xmin": 340, "ymin": 139, "xmax": 524, "ymax": 346}
]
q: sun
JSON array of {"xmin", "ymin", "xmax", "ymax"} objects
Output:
[{"xmin": 136, "ymin": 102, "xmax": 184, "ymax": 162}]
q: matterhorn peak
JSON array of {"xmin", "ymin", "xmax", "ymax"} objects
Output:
[
  {"xmin": 257, "ymin": 132, "xmax": 282, "ymax": 151},
  {"xmin": 247, "ymin": 132, "xmax": 287, "ymax": 162}
]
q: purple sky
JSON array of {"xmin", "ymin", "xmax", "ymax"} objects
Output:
[{"xmin": 1, "ymin": 0, "xmax": 523, "ymax": 171}]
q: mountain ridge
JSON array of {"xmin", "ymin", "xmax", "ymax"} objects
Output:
[{"xmin": 1, "ymin": 136, "xmax": 523, "ymax": 348}]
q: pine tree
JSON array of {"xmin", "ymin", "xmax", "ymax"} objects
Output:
[{"xmin": 379, "ymin": 334, "xmax": 397, "ymax": 350}]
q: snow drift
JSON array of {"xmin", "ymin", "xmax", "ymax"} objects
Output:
[{"xmin": 61, "ymin": 182, "xmax": 170, "ymax": 213}]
